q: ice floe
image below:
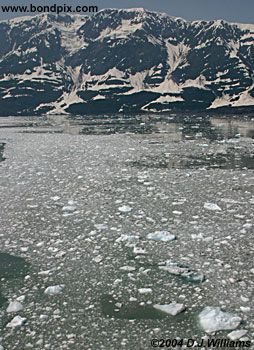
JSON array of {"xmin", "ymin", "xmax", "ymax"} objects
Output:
[
  {"xmin": 119, "ymin": 266, "xmax": 136, "ymax": 272},
  {"xmin": 204, "ymin": 203, "xmax": 222, "ymax": 211},
  {"xmin": 118, "ymin": 205, "xmax": 132, "ymax": 213},
  {"xmin": 115, "ymin": 234, "xmax": 139, "ymax": 243},
  {"xmin": 138, "ymin": 288, "xmax": 152, "ymax": 294},
  {"xmin": 147, "ymin": 231, "xmax": 176, "ymax": 242},
  {"xmin": 159, "ymin": 261, "xmax": 205, "ymax": 282},
  {"xmin": 199, "ymin": 307, "xmax": 241, "ymax": 333},
  {"xmin": 227, "ymin": 329, "xmax": 248, "ymax": 340},
  {"xmin": 6, "ymin": 300, "xmax": 24, "ymax": 313},
  {"xmin": 6, "ymin": 315, "xmax": 26, "ymax": 328},
  {"xmin": 153, "ymin": 303, "xmax": 186, "ymax": 316},
  {"xmin": 44, "ymin": 285, "xmax": 65, "ymax": 295}
]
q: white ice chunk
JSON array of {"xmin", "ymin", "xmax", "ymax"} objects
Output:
[
  {"xmin": 138, "ymin": 288, "xmax": 152, "ymax": 294},
  {"xmin": 16, "ymin": 295, "xmax": 25, "ymax": 302},
  {"xmin": 51, "ymin": 196, "xmax": 60, "ymax": 201},
  {"xmin": 199, "ymin": 307, "xmax": 241, "ymax": 333},
  {"xmin": 118, "ymin": 205, "xmax": 132, "ymax": 213},
  {"xmin": 119, "ymin": 266, "xmax": 136, "ymax": 272},
  {"xmin": 154, "ymin": 303, "xmax": 186, "ymax": 316},
  {"xmin": 133, "ymin": 247, "xmax": 146, "ymax": 255},
  {"xmin": 93, "ymin": 255, "xmax": 103, "ymax": 263},
  {"xmin": 94, "ymin": 224, "xmax": 108, "ymax": 230},
  {"xmin": 6, "ymin": 315, "xmax": 26, "ymax": 328},
  {"xmin": 115, "ymin": 234, "xmax": 139, "ymax": 243},
  {"xmin": 227, "ymin": 330, "xmax": 248, "ymax": 340},
  {"xmin": 62, "ymin": 205, "xmax": 76, "ymax": 212},
  {"xmin": 147, "ymin": 231, "xmax": 176, "ymax": 242},
  {"xmin": 6, "ymin": 301, "xmax": 24, "ymax": 313},
  {"xmin": 44, "ymin": 285, "xmax": 65, "ymax": 295},
  {"xmin": 204, "ymin": 203, "xmax": 222, "ymax": 211}
]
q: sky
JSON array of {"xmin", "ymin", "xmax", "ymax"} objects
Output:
[{"xmin": 0, "ymin": 0, "xmax": 254, "ymax": 23}]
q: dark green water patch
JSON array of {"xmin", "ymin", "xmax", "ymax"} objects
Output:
[
  {"xmin": 101, "ymin": 294, "xmax": 184, "ymax": 320},
  {"xmin": 0, "ymin": 252, "xmax": 30, "ymax": 279},
  {"xmin": 0, "ymin": 292, "xmax": 7, "ymax": 307},
  {"xmin": 0, "ymin": 142, "xmax": 6, "ymax": 162}
]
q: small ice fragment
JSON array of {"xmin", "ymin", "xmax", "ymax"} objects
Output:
[
  {"xmin": 240, "ymin": 306, "xmax": 250, "ymax": 313},
  {"xmin": 119, "ymin": 266, "xmax": 136, "ymax": 272},
  {"xmin": 204, "ymin": 203, "xmax": 222, "ymax": 211},
  {"xmin": 16, "ymin": 295, "xmax": 25, "ymax": 302},
  {"xmin": 115, "ymin": 234, "xmax": 139, "ymax": 243},
  {"xmin": 154, "ymin": 303, "xmax": 186, "ymax": 316},
  {"xmin": 51, "ymin": 196, "xmax": 60, "ymax": 201},
  {"xmin": 147, "ymin": 231, "xmax": 176, "ymax": 242},
  {"xmin": 38, "ymin": 270, "xmax": 51, "ymax": 276},
  {"xmin": 133, "ymin": 247, "xmax": 146, "ymax": 255},
  {"xmin": 44, "ymin": 285, "xmax": 65, "ymax": 295},
  {"xmin": 227, "ymin": 330, "xmax": 248, "ymax": 340},
  {"xmin": 199, "ymin": 307, "xmax": 241, "ymax": 333},
  {"xmin": 93, "ymin": 255, "xmax": 103, "ymax": 263},
  {"xmin": 62, "ymin": 203, "xmax": 77, "ymax": 212},
  {"xmin": 6, "ymin": 301, "xmax": 24, "ymax": 313},
  {"xmin": 172, "ymin": 211, "xmax": 182, "ymax": 216},
  {"xmin": 129, "ymin": 297, "xmax": 137, "ymax": 302},
  {"xmin": 138, "ymin": 288, "xmax": 152, "ymax": 294},
  {"xmin": 118, "ymin": 205, "xmax": 132, "ymax": 213},
  {"xmin": 94, "ymin": 224, "xmax": 108, "ymax": 230},
  {"xmin": 6, "ymin": 315, "xmax": 26, "ymax": 328},
  {"xmin": 191, "ymin": 233, "xmax": 204, "ymax": 240},
  {"xmin": 55, "ymin": 251, "xmax": 66, "ymax": 258}
]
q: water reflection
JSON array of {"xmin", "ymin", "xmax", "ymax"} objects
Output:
[
  {"xmin": 66, "ymin": 115, "xmax": 254, "ymax": 142},
  {"xmin": 1, "ymin": 115, "xmax": 254, "ymax": 142}
]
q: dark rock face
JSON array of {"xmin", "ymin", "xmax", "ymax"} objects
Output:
[{"xmin": 0, "ymin": 10, "xmax": 253, "ymax": 115}]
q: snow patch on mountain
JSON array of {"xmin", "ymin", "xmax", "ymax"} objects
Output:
[{"xmin": 0, "ymin": 10, "xmax": 253, "ymax": 115}]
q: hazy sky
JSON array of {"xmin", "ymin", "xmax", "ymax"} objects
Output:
[{"xmin": 1, "ymin": 0, "xmax": 254, "ymax": 23}]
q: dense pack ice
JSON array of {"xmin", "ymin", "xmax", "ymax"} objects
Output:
[{"xmin": 0, "ymin": 116, "xmax": 253, "ymax": 348}]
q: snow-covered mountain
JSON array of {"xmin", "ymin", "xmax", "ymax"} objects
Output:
[{"xmin": 0, "ymin": 9, "xmax": 253, "ymax": 115}]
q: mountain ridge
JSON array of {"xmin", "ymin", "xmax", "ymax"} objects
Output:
[{"xmin": 0, "ymin": 9, "xmax": 253, "ymax": 115}]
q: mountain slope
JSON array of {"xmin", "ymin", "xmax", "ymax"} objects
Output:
[{"xmin": 0, "ymin": 9, "xmax": 253, "ymax": 115}]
